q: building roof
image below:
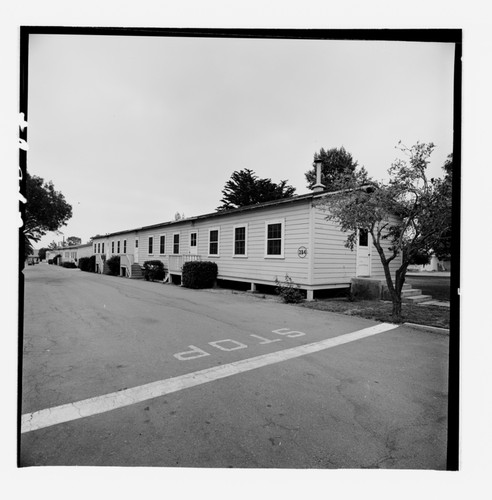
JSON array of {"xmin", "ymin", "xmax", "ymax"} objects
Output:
[
  {"xmin": 46, "ymin": 242, "xmax": 93, "ymax": 251},
  {"xmin": 91, "ymin": 190, "xmax": 332, "ymax": 240}
]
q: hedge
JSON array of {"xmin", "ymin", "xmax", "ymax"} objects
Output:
[
  {"xmin": 62, "ymin": 262, "xmax": 77, "ymax": 269},
  {"xmin": 143, "ymin": 260, "xmax": 166, "ymax": 281},
  {"xmin": 182, "ymin": 261, "xmax": 218, "ymax": 289},
  {"xmin": 78, "ymin": 255, "xmax": 96, "ymax": 273},
  {"xmin": 105, "ymin": 255, "xmax": 121, "ymax": 276}
]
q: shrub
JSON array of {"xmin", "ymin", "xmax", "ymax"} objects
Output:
[
  {"xmin": 105, "ymin": 255, "xmax": 121, "ymax": 276},
  {"xmin": 275, "ymin": 275, "xmax": 304, "ymax": 304},
  {"xmin": 409, "ymin": 249, "xmax": 431, "ymax": 266},
  {"xmin": 182, "ymin": 261, "xmax": 218, "ymax": 289},
  {"xmin": 62, "ymin": 262, "xmax": 77, "ymax": 269},
  {"xmin": 78, "ymin": 255, "xmax": 96, "ymax": 273},
  {"xmin": 143, "ymin": 260, "xmax": 166, "ymax": 282}
]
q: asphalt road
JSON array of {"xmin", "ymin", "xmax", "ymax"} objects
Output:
[{"xmin": 20, "ymin": 264, "xmax": 449, "ymax": 468}]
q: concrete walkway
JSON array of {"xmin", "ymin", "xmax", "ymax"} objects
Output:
[
  {"xmin": 417, "ymin": 300, "xmax": 450, "ymax": 308},
  {"xmin": 407, "ymin": 272, "xmax": 451, "ymax": 278}
]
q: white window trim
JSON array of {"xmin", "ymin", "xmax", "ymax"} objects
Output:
[
  {"xmin": 190, "ymin": 231, "xmax": 198, "ymax": 248},
  {"xmin": 173, "ymin": 232, "xmax": 180, "ymax": 255},
  {"xmin": 148, "ymin": 235, "xmax": 154, "ymax": 255},
  {"xmin": 264, "ymin": 218, "xmax": 285, "ymax": 259},
  {"xmin": 159, "ymin": 234, "xmax": 166, "ymax": 255},
  {"xmin": 233, "ymin": 224, "xmax": 248, "ymax": 258},
  {"xmin": 208, "ymin": 227, "xmax": 220, "ymax": 257}
]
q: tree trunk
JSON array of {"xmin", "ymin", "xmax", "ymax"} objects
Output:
[
  {"xmin": 371, "ymin": 237, "xmax": 405, "ymax": 323},
  {"xmin": 391, "ymin": 295, "xmax": 402, "ymax": 322}
]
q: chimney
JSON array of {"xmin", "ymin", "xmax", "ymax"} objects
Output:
[{"xmin": 312, "ymin": 158, "xmax": 325, "ymax": 193}]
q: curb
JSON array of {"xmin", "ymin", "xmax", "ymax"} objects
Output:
[{"xmin": 403, "ymin": 322, "xmax": 449, "ymax": 335}]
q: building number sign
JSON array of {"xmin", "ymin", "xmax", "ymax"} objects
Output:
[{"xmin": 297, "ymin": 246, "xmax": 307, "ymax": 258}]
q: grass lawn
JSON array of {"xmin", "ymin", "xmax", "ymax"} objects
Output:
[
  {"xmin": 214, "ymin": 274, "xmax": 451, "ymax": 329},
  {"xmin": 298, "ymin": 298, "xmax": 450, "ymax": 329},
  {"xmin": 405, "ymin": 275, "xmax": 451, "ymax": 301}
]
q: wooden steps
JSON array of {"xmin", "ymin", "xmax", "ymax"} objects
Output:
[{"xmin": 130, "ymin": 263, "xmax": 144, "ymax": 279}]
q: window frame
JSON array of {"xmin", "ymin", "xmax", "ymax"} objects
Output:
[
  {"xmin": 233, "ymin": 224, "xmax": 248, "ymax": 257},
  {"xmin": 208, "ymin": 227, "xmax": 220, "ymax": 257},
  {"xmin": 111, "ymin": 241, "xmax": 114, "ymax": 254},
  {"xmin": 190, "ymin": 231, "xmax": 197, "ymax": 249},
  {"xmin": 159, "ymin": 234, "xmax": 166, "ymax": 255},
  {"xmin": 148, "ymin": 236, "xmax": 154, "ymax": 255},
  {"xmin": 123, "ymin": 240, "xmax": 126, "ymax": 254},
  {"xmin": 173, "ymin": 233, "xmax": 180, "ymax": 255},
  {"xmin": 117, "ymin": 240, "xmax": 120, "ymax": 254},
  {"xmin": 358, "ymin": 228, "xmax": 369, "ymax": 247},
  {"xmin": 264, "ymin": 218, "xmax": 285, "ymax": 259}
]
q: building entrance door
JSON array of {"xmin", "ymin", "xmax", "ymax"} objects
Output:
[{"xmin": 356, "ymin": 229, "xmax": 371, "ymax": 276}]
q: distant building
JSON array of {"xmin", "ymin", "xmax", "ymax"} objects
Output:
[
  {"xmin": 26, "ymin": 250, "xmax": 39, "ymax": 265},
  {"xmin": 45, "ymin": 243, "xmax": 93, "ymax": 265}
]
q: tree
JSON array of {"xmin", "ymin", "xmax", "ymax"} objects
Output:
[
  {"xmin": 47, "ymin": 240, "xmax": 58, "ymax": 250},
  {"xmin": 174, "ymin": 212, "xmax": 186, "ymax": 221},
  {"xmin": 217, "ymin": 168, "xmax": 296, "ymax": 211},
  {"xmin": 305, "ymin": 146, "xmax": 359, "ymax": 191},
  {"xmin": 316, "ymin": 142, "xmax": 452, "ymax": 321},
  {"xmin": 38, "ymin": 247, "xmax": 48, "ymax": 261},
  {"xmin": 23, "ymin": 172, "xmax": 72, "ymax": 260},
  {"xmin": 67, "ymin": 236, "xmax": 82, "ymax": 246},
  {"xmin": 431, "ymin": 153, "xmax": 453, "ymax": 261}
]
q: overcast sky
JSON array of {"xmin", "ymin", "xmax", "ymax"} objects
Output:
[{"xmin": 27, "ymin": 33, "xmax": 455, "ymax": 248}]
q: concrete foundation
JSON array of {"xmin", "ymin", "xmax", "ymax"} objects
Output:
[{"xmin": 351, "ymin": 277, "xmax": 386, "ymax": 300}]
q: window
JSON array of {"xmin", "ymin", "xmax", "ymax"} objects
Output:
[
  {"xmin": 359, "ymin": 229, "xmax": 368, "ymax": 247},
  {"xmin": 209, "ymin": 229, "xmax": 219, "ymax": 256},
  {"xmin": 117, "ymin": 241, "xmax": 120, "ymax": 254},
  {"xmin": 112, "ymin": 241, "xmax": 114, "ymax": 253},
  {"xmin": 173, "ymin": 233, "xmax": 180, "ymax": 254},
  {"xmin": 102, "ymin": 243, "xmax": 105, "ymax": 254},
  {"xmin": 135, "ymin": 238, "xmax": 139, "ymax": 249},
  {"xmin": 233, "ymin": 225, "xmax": 247, "ymax": 256},
  {"xmin": 266, "ymin": 220, "xmax": 284, "ymax": 257},
  {"xmin": 148, "ymin": 236, "xmax": 153, "ymax": 255},
  {"xmin": 123, "ymin": 240, "xmax": 127, "ymax": 253},
  {"xmin": 160, "ymin": 235, "xmax": 165, "ymax": 254},
  {"xmin": 190, "ymin": 232, "xmax": 197, "ymax": 248},
  {"xmin": 94, "ymin": 244, "xmax": 96, "ymax": 253}
]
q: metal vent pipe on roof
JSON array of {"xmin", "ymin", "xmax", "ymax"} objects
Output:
[{"xmin": 312, "ymin": 158, "xmax": 325, "ymax": 193}]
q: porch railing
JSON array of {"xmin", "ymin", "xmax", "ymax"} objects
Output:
[
  {"xmin": 120, "ymin": 253, "xmax": 135, "ymax": 270},
  {"xmin": 168, "ymin": 254, "xmax": 201, "ymax": 273}
]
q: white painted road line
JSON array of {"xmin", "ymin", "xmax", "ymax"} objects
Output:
[{"xmin": 21, "ymin": 323, "xmax": 398, "ymax": 434}]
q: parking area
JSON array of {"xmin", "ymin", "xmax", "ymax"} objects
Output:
[{"xmin": 20, "ymin": 264, "xmax": 449, "ymax": 468}]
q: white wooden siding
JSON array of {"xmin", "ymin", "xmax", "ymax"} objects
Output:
[
  {"xmin": 189, "ymin": 203, "xmax": 312, "ymax": 285},
  {"xmin": 312, "ymin": 207, "xmax": 356, "ymax": 285}
]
